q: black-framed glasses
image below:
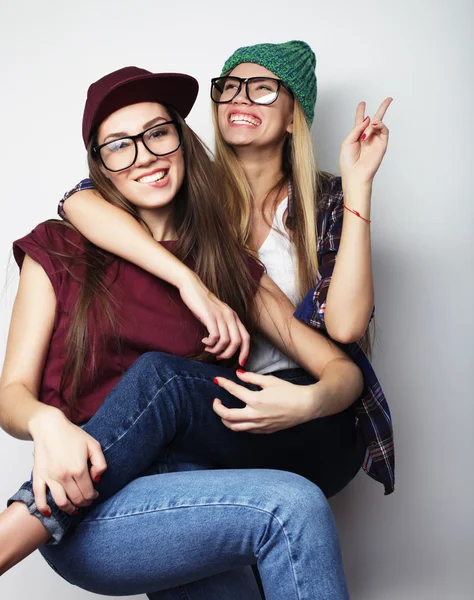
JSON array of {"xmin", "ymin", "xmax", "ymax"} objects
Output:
[
  {"xmin": 93, "ymin": 120, "xmax": 181, "ymax": 172},
  {"xmin": 210, "ymin": 76, "xmax": 291, "ymax": 106}
]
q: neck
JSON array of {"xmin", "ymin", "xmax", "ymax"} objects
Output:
[
  {"xmin": 234, "ymin": 143, "xmax": 287, "ymax": 209},
  {"xmin": 138, "ymin": 206, "xmax": 176, "ymax": 241}
]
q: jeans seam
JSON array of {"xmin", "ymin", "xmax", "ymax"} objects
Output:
[
  {"xmin": 101, "ymin": 374, "xmax": 181, "ymax": 452},
  {"xmin": 101, "ymin": 373, "xmax": 217, "ymax": 454},
  {"xmin": 80, "ymin": 502, "xmax": 301, "ymax": 599}
]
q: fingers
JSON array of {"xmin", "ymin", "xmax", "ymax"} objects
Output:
[
  {"xmin": 346, "ymin": 115, "xmax": 370, "ymax": 144},
  {"xmin": 372, "ymin": 97, "xmax": 393, "ymax": 123},
  {"xmin": 213, "ymin": 398, "xmax": 255, "ymax": 424},
  {"xmin": 360, "ymin": 97, "xmax": 392, "ymax": 143},
  {"xmin": 47, "ymin": 480, "xmax": 78, "ymax": 515},
  {"xmin": 203, "ymin": 306, "xmax": 249, "ymax": 361},
  {"xmin": 72, "ymin": 468, "xmax": 99, "ymax": 507},
  {"xmin": 213, "ymin": 377, "xmax": 254, "ymax": 404},
  {"xmin": 237, "ymin": 321, "xmax": 251, "ymax": 368},
  {"xmin": 234, "ymin": 369, "xmax": 279, "ymax": 388},
  {"xmin": 32, "ymin": 477, "xmax": 50, "ymax": 517},
  {"xmin": 201, "ymin": 316, "xmax": 220, "ymax": 348},
  {"xmin": 34, "ymin": 473, "xmax": 82, "ymax": 516},
  {"xmin": 88, "ymin": 438, "xmax": 107, "ymax": 485},
  {"xmin": 216, "ymin": 312, "xmax": 242, "ymax": 360},
  {"xmin": 354, "ymin": 101, "xmax": 366, "ymax": 126},
  {"xmin": 220, "ymin": 418, "xmax": 261, "ymax": 432}
]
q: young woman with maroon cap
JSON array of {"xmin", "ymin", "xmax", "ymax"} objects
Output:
[{"xmin": 0, "ymin": 66, "xmax": 363, "ymax": 598}]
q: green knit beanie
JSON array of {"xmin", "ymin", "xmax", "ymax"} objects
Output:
[{"xmin": 220, "ymin": 40, "xmax": 317, "ymax": 125}]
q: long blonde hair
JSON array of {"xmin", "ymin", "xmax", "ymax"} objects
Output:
[{"xmin": 212, "ymin": 98, "xmax": 322, "ymax": 302}]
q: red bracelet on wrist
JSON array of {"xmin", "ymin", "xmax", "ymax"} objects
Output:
[{"xmin": 342, "ymin": 204, "xmax": 371, "ymax": 223}]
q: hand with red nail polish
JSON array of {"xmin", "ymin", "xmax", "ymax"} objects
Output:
[
  {"xmin": 28, "ymin": 407, "xmax": 108, "ymax": 516},
  {"xmin": 339, "ymin": 97, "xmax": 393, "ymax": 185}
]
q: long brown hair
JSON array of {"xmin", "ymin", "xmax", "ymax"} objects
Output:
[{"xmin": 57, "ymin": 105, "xmax": 259, "ymax": 408}]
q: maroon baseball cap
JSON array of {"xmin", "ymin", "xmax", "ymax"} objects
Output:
[{"xmin": 82, "ymin": 66, "xmax": 199, "ymax": 147}]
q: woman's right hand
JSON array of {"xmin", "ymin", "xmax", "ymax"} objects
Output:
[
  {"xmin": 178, "ymin": 272, "xmax": 251, "ymax": 366},
  {"xmin": 28, "ymin": 407, "xmax": 107, "ymax": 516}
]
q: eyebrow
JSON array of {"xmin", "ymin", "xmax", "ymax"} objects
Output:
[{"xmin": 102, "ymin": 116, "xmax": 169, "ymax": 143}]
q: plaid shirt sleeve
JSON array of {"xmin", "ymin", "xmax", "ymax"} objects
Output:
[
  {"xmin": 58, "ymin": 179, "xmax": 96, "ymax": 221},
  {"xmin": 309, "ymin": 176, "xmax": 344, "ymax": 330}
]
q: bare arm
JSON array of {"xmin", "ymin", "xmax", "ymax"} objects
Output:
[
  {"xmin": 62, "ymin": 189, "xmax": 250, "ymax": 363},
  {"xmin": 255, "ymin": 275, "xmax": 363, "ymax": 416},
  {"xmin": 323, "ymin": 180, "xmax": 374, "ymax": 342},
  {"xmin": 0, "ymin": 256, "xmax": 59, "ymax": 439},
  {"xmin": 325, "ymin": 97, "xmax": 392, "ymax": 342},
  {"xmin": 213, "ymin": 275, "xmax": 363, "ymax": 432},
  {"xmin": 0, "ymin": 257, "xmax": 106, "ymax": 514}
]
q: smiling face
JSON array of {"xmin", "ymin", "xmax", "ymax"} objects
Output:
[
  {"xmin": 217, "ymin": 63, "xmax": 294, "ymax": 153},
  {"xmin": 96, "ymin": 102, "xmax": 185, "ymax": 215}
]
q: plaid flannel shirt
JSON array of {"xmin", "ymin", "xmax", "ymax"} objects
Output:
[
  {"xmin": 294, "ymin": 175, "xmax": 395, "ymax": 495},
  {"xmin": 59, "ymin": 176, "xmax": 395, "ymax": 494}
]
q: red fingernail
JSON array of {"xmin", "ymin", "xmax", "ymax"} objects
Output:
[
  {"xmin": 237, "ymin": 369, "xmax": 245, "ymax": 375},
  {"xmin": 213, "ymin": 377, "xmax": 219, "ymax": 385},
  {"xmin": 239, "ymin": 358, "xmax": 247, "ymax": 367},
  {"xmin": 372, "ymin": 123, "xmax": 378, "ymax": 127},
  {"xmin": 360, "ymin": 134, "xmax": 367, "ymax": 140},
  {"xmin": 93, "ymin": 474, "xmax": 101, "ymax": 483},
  {"xmin": 43, "ymin": 510, "xmax": 51, "ymax": 518},
  {"xmin": 216, "ymin": 357, "xmax": 222, "ymax": 361},
  {"xmin": 72, "ymin": 508, "xmax": 79, "ymax": 516}
]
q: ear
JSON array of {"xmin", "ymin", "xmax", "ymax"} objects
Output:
[{"xmin": 286, "ymin": 117, "xmax": 294, "ymax": 134}]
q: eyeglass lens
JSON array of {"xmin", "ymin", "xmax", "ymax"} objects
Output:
[
  {"xmin": 99, "ymin": 122, "xmax": 180, "ymax": 171},
  {"xmin": 212, "ymin": 77, "xmax": 280, "ymax": 105}
]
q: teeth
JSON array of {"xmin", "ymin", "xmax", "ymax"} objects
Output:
[
  {"xmin": 137, "ymin": 170, "xmax": 167, "ymax": 184},
  {"xmin": 230, "ymin": 114, "xmax": 261, "ymax": 126}
]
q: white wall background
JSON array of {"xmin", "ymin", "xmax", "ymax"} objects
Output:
[{"xmin": 1, "ymin": 0, "xmax": 473, "ymax": 598}]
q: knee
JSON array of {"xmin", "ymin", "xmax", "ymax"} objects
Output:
[
  {"xmin": 129, "ymin": 352, "xmax": 179, "ymax": 382},
  {"xmin": 261, "ymin": 470, "xmax": 333, "ymax": 525}
]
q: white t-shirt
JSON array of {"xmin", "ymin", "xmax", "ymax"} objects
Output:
[{"xmin": 246, "ymin": 197, "xmax": 301, "ymax": 374}]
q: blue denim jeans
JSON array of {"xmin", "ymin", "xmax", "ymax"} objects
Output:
[
  {"xmin": 9, "ymin": 352, "xmax": 358, "ymax": 598},
  {"xmin": 38, "ymin": 469, "xmax": 348, "ymax": 599}
]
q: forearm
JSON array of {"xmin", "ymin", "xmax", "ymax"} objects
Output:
[
  {"xmin": 306, "ymin": 358, "xmax": 363, "ymax": 419},
  {"xmin": 256, "ymin": 276, "xmax": 358, "ymax": 379},
  {"xmin": 63, "ymin": 192, "xmax": 192, "ymax": 288},
  {"xmin": 0, "ymin": 382, "xmax": 63, "ymax": 441},
  {"xmin": 324, "ymin": 180, "xmax": 374, "ymax": 342}
]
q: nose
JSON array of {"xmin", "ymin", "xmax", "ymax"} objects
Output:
[
  {"xmin": 134, "ymin": 139, "xmax": 157, "ymax": 167},
  {"xmin": 232, "ymin": 82, "xmax": 251, "ymax": 105}
]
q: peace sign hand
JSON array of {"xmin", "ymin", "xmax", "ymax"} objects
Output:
[{"xmin": 339, "ymin": 97, "xmax": 393, "ymax": 185}]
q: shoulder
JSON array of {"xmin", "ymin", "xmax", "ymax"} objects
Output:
[
  {"xmin": 13, "ymin": 221, "xmax": 86, "ymax": 296},
  {"xmin": 13, "ymin": 220, "xmax": 84, "ymax": 262}
]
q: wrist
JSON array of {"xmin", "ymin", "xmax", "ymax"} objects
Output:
[
  {"xmin": 172, "ymin": 264, "xmax": 198, "ymax": 290},
  {"xmin": 28, "ymin": 405, "xmax": 66, "ymax": 441},
  {"xmin": 303, "ymin": 383, "xmax": 328, "ymax": 420},
  {"xmin": 341, "ymin": 175, "xmax": 373, "ymax": 193}
]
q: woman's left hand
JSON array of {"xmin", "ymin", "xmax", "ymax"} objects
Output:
[
  {"xmin": 339, "ymin": 97, "xmax": 393, "ymax": 185},
  {"xmin": 212, "ymin": 370, "xmax": 316, "ymax": 434}
]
